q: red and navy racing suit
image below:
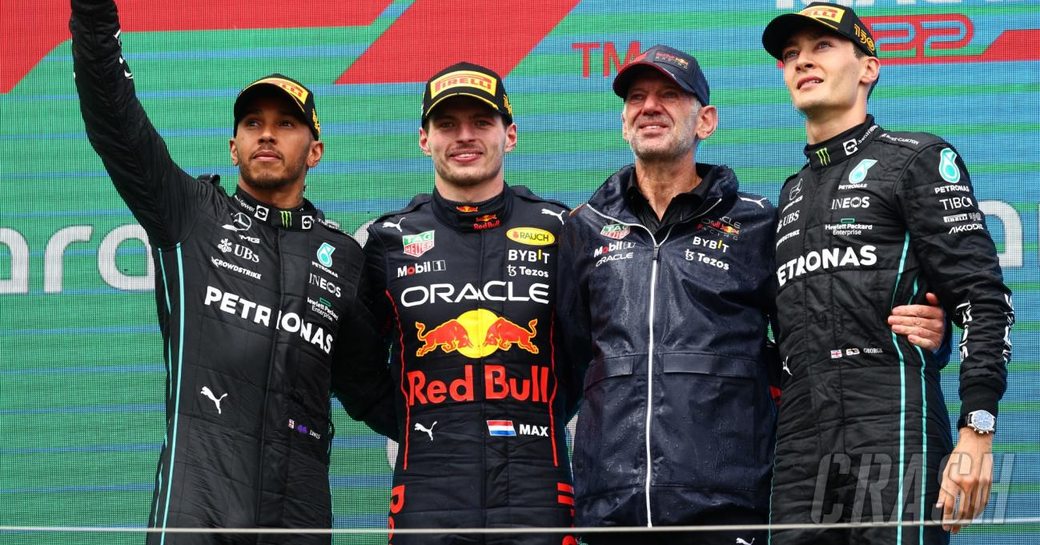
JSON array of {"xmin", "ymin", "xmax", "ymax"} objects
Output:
[
  {"xmin": 362, "ymin": 186, "xmax": 578, "ymax": 545},
  {"xmin": 769, "ymin": 116, "xmax": 1014, "ymax": 545},
  {"xmin": 71, "ymin": 1, "xmax": 390, "ymax": 542},
  {"xmin": 557, "ymin": 163, "xmax": 779, "ymax": 545}
]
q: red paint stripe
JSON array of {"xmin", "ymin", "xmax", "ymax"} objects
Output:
[
  {"xmin": 548, "ymin": 311, "xmax": 559, "ymax": 467},
  {"xmin": 3, "ymin": 0, "xmax": 390, "ymax": 93},
  {"xmin": 386, "ymin": 289, "xmax": 410, "ymax": 471},
  {"xmin": 881, "ymin": 29, "xmax": 1040, "ymax": 65},
  {"xmin": 557, "ymin": 494, "xmax": 575, "ymax": 506},
  {"xmin": 557, "ymin": 482, "xmax": 574, "ymax": 494},
  {"xmin": 771, "ymin": 28, "xmax": 1040, "ymax": 69},
  {"xmin": 337, "ymin": 0, "xmax": 581, "ymax": 84},
  {"xmin": 981, "ymin": 29, "xmax": 1040, "ymax": 61}
]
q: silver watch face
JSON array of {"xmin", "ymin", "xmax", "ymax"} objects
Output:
[{"xmin": 970, "ymin": 410, "xmax": 996, "ymax": 432}]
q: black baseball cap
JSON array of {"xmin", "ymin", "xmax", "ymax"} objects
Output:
[
  {"xmin": 233, "ymin": 73, "xmax": 321, "ymax": 139},
  {"xmin": 612, "ymin": 45, "xmax": 710, "ymax": 106},
  {"xmin": 421, "ymin": 62, "xmax": 513, "ymax": 125},
  {"xmin": 762, "ymin": 2, "xmax": 878, "ymax": 60}
]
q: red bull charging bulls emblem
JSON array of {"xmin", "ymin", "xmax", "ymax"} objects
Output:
[{"xmin": 414, "ymin": 309, "xmax": 538, "ymax": 357}]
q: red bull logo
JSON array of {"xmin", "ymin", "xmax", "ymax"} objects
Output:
[
  {"xmin": 406, "ymin": 364, "xmax": 551, "ymax": 407},
  {"xmin": 414, "ymin": 309, "xmax": 539, "ymax": 357},
  {"xmin": 484, "ymin": 317, "xmax": 539, "ymax": 354},
  {"xmin": 415, "ymin": 319, "xmax": 473, "ymax": 356},
  {"xmin": 473, "ymin": 213, "xmax": 501, "ymax": 231},
  {"xmin": 696, "ymin": 217, "xmax": 742, "ymax": 239}
]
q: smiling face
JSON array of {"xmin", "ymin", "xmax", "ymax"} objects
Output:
[
  {"xmin": 621, "ymin": 69, "xmax": 716, "ymax": 164},
  {"xmin": 781, "ymin": 27, "xmax": 878, "ymax": 123},
  {"xmin": 229, "ymin": 90, "xmax": 322, "ymax": 193},
  {"xmin": 419, "ymin": 96, "xmax": 516, "ymax": 197}
]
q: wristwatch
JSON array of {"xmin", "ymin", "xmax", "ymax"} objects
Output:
[{"xmin": 962, "ymin": 410, "xmax": 996, "ymax": 435}]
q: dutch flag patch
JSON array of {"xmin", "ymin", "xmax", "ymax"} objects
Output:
[{"xmin": 487, "ymin": 420, "xmax": 516, "ymax": 437}]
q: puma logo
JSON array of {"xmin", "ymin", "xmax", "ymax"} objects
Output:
[
  {"xmin": 382, "ymin": 217, "xmax": 405, "ymax": 232},
  {"xmin": 200, "ymin": 386, "xmax": 228, "ymax": 414},
  {"xmin": 541, "ymin": 208, "xmax": 565, "ymax": 225},
  {"xmin": 414, "ymin": 421, "xmax": 437, "ymax": 441},
  {"xmin": 739, "ymin": 196, "xmax": 768, "ymax": 209},
  {"xmin": 735, "ymin": 538, "xmax": 755, "ymax": 545}
]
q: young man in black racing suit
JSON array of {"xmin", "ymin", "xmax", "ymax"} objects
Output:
[
  {"xmin": 360, "ymin": 63, "xmax": 578, "ymax": 545},
  {"xmin": 762, "ymin": 3, "xmax": 1015, "ymax": 543},
  {"xmin": 71, "ymin": 0, "xmax": 390, "ymax": 542}
]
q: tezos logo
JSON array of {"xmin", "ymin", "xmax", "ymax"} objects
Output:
[{"xmin": 316, "ymin": 243, "xmax": 336, "ymax": 267}]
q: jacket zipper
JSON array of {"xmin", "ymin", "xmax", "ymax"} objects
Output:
[
  {"xmin": 587, "ymin": 198, "xmax": 723, "ymax": 527},
  {"xmin": 644, "ymin": 242, "xmax": 661, "ymax": 526}
]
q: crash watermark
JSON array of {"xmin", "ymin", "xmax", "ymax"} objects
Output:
[{"xmin": 806, "ymin": 451, "xmax": 1017, "ymax": 525}]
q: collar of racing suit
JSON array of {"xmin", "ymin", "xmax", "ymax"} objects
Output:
[
  {"xmin": 430, "ymin": 185, "xmax": 513, "ymax": 232},
  {"xmin": 803, "ymin": 114, "xmax": 882, "ymax": 170},
  {"xmin": 232, "ymin": 189, "xmax": 324, "ymax": 231}
]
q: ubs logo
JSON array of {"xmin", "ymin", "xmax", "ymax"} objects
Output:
[{"xmin": 217, "ymin": 238, "xmax": 259, "ymax": 263}]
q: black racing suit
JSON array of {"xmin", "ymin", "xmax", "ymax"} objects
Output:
[
  {"xmin": 71, "ymin": 1, "xmax": 389, "ymax": 542},
  {"xmin": 769, "ymin": 116, "xmax": 1014, "ymax": 545},
  {"xmin": 362, "ymin": 186, "xmax": 578, "ymax": 545}
]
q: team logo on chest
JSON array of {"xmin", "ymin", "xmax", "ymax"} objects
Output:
[
  {"xmin": 847, "ymin": 159, "xmax": 877, "ymax": 184},
  {"xmin": 403, "ymin": 230, "xmax": 436, "ymax": 257},
  {"xmin": 600, "ymin": 223, "xmax": 631, "ymax": 240},
  {"xmin": 415, "ymin": 309, "xmax": 538, "ymax": 358}
]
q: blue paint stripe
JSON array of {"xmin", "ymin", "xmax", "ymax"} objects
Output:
[
  {"xmin": 0, "ymin": 404, "xmax": 163, "ymax": 416},
  {"xmin": 327, "ymin": 475, "xmax": 394, "ymax": 489},
  {"xmin": 0, "ymin": 364, "xmax": 162, "ymax": 376},
  {"xmin": 330, "ymin": 435, "xmax": 391, "ymax": 449},
  {"xmin": 889, "ymin": 232, "xmax": 913, "ymax": 543},
  {"xmin": 0, "ymin": 484, "xmax": 153, "ymax": 495},
  {"xmin": 159, "ymin": 245, "xmax": 186, "ymax": 544},
  {"xmin": 332, "ymin": 514, "xmax": 390, "ymax": 530},
  {"xmin": 0, "ymin": 326, "xmax": 156, "ymax": 337},
  {"xmin": 0, "ymin": 444, "xmax": 157, "ymax": 456}
]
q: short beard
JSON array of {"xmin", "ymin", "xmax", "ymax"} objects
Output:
[
  {"xmin": 239, "ymin": 165, "xmax": 297, "ymax": 191},
  {"xmin": 630, "ymin": 131, "xmax": 695, "ymax": 163},
  {"xmin": 433, "ymin": 162, "xmax": 502, "ymax": 188}
]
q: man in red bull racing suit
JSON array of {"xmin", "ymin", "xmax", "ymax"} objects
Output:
[
  {"xmin": 360, "ymin": 63, "xmax": 578, "ymax": 545},
  {"xmin": 71, "ymin": 0, "xmax": 390, "ymax": 542}
]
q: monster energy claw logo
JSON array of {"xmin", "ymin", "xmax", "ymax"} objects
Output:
[
  {"xmin": 280, "ymin": 210, "xmax": 292, "ymax": 227},
  {"xmin": 317, "ymin": 243, "xmax": 336, "ymax": 267},
  {"xmin": 816, "ymin": 148, "xmax": 831, "ymax": 165}
]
